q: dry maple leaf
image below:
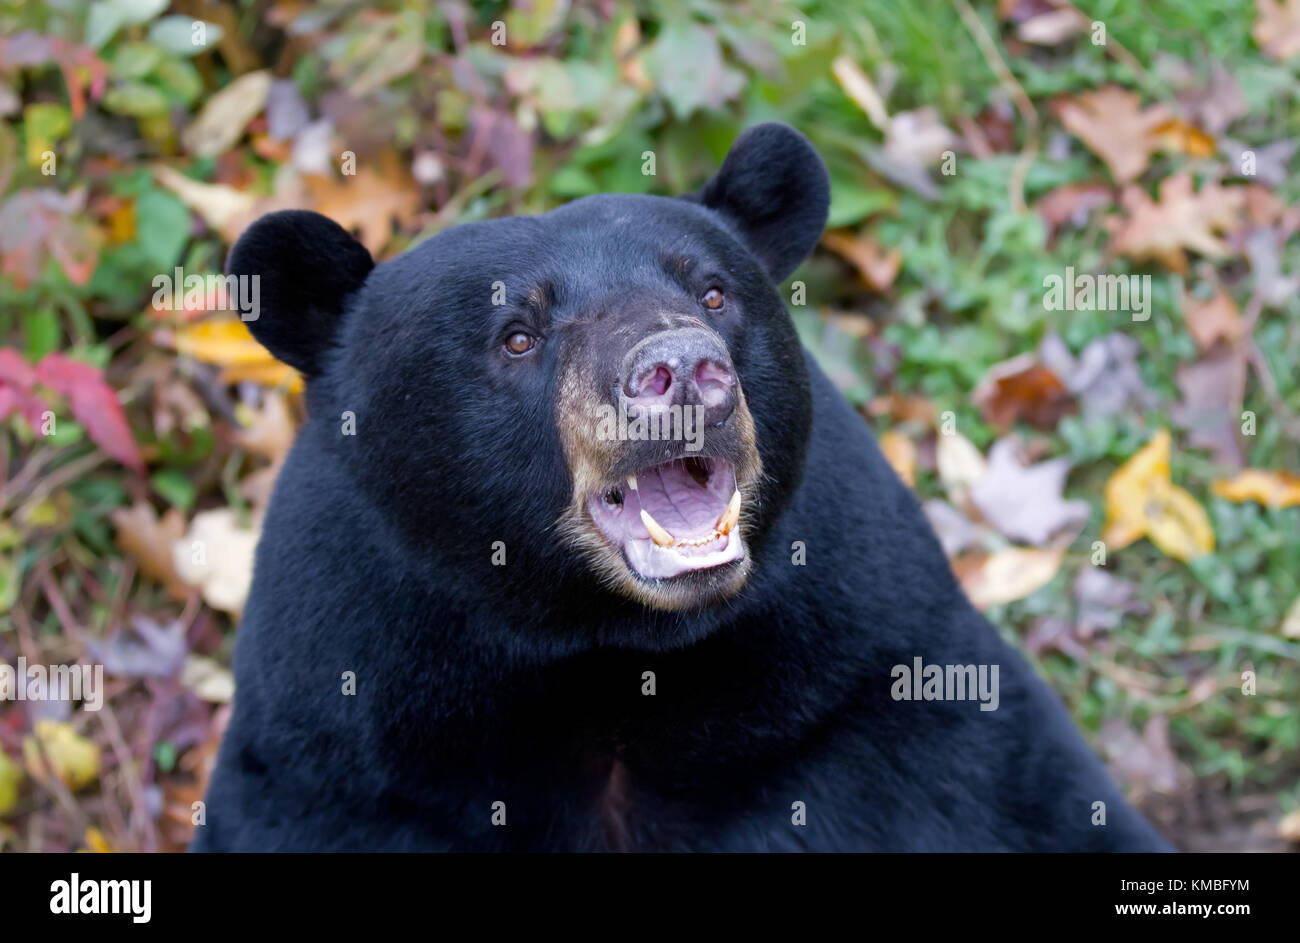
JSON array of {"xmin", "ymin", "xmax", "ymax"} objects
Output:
[
  {"xmin": 1057, "ymin": 87, "xmax": 1173, "ymax": 183},
  {"xmin": 1110, "ymin": 172, "xmax": 1245, "ymax": 273},
  {"xmin": 304, "ymin": 153, "xmax": 420, "ymax": 256},
  {"xmin": 1183, "ymin": 290, "xmax": 1244, "ymax": 352},
  {"xmin": 822, "ymin": 230, "xmax": 902, "ymax": 291},
  {"xmin": 1254, "ymin": 0, "xmax": 1300, "ymax": 59},
  {"xmin": 970, "ymin": 437, "xmax": 1089, "ymax": 546},
  {"xmin": 112, "ymin": 501, "xmax": 189, "ymax": 598}
]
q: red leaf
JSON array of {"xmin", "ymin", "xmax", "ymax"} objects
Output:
[{"xmin": 35, "ymin": 352, "xmax": 143, "ymax": 472}]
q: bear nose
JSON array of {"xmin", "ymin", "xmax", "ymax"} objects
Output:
[{"xmin": 621, "ymin": 328, "xmax": 737, "ymax": 426}]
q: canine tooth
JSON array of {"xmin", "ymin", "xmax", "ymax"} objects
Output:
[
  {"xmin": 716, "ymin": 489, "xmax": 741, "ymax": 534},
  {"xmin": 626, "ymin": 474, "xmax": 638, "ymax": 491},
  {"xmin": 641, "ymin": 509, "xmax": 675, "ymax": 547}
]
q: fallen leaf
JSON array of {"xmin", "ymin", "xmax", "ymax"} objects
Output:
[
  {"xmin": 1074, "ymin": 568, "xmax": 1146, "ymax": 633},
  {"xmin": 957, "ymin": 542, "xmax": 1068, "ymax": 609},
  {"xmin": 822, "ymin": 230, "xmax": 901, "ymax": 291},
  {"xmin": 180, "ymin": 655, "xmax": 234, "ymax": 703},
  {"xmin": 1038, "ymin": 332, "xmax": 1153, "ymax": 418},
  {"xmin": 152, "ymin": 164, "xmax": 258, "ymax": 244},
  {"xmin": 1183, "ymin": 290, "xmax": 1244, "ymax": 352},
  {"xmin": 970, "ymin": 437, "xmax": 1089, "ymax": 545},
  {"xmin": 172, "ymin": 508, "xmax": 260, "ymax": 615},
  {"xmin": 1253, "ymin": 0, "xmax": 1300, "ymax": 60},
  {"xmin": 936, "ymin": 431, "xmax": 988, "ymax": 509},
  {"xmin": 1036, "ymin": 182, "xmax": 1112, "ymax": 242},
  {"xmin": 111, "ymin": 502, "xmax": 189, "ymax": 597},
  {"xmin": 1281, "ymin": 808, "xmax": 1300, "ymax": 842},
  {"xmin": 181, "ymin": 70, "xmax": 272, "ymax": 158},
  {"xmin": 922, "ymin": 498, "xmax": 983, "ymax": 556},
  {"xmin": 171, "ymin": 318, "xmax": 301, "ymax": 391},
  {"xmin": 1212, "ymin": 469, "xmax": 1300, "ymax": 508},
  {"xmin": 972, "ymin": 352, "xmax": 1076, "ymax": 431},
  {"xmin": 303, "ymin": 152, "xmax": 419, "ymax": 256},
  {"xmin": 237, "ymin": 390, "xmax": 295, "ymax": 463},
  {"xmin": 86, "ymin": 616, "xmax": 187, "ymax": 679},
  {"xmin": 878, "ymin": 430, "xmax": 917, "ymax": 487},
  {"xmin": 1149, "ymin": 117, "xmax": 1216, "ymax": 158},
  {"xmin": 1100, "ymin": 716, "xmax": 1181, "ymax": 799},
  {"xmin": 1110, "ymin": 172, "xmax": 1245, "ymax": 273},
  {"xmin": 1102, "ymin": 429, "xmax": 1215, "ymax": 561},
  {"xmin": 22, "ymin": 720, "xmax": 99, "ymax": 792},
  {"xmin": 884, "ymin": 107, "xmax": 958, "ymax": 168},
  {"xmin": 1057, "ymin": 87, "xmax": 1172, "ymax": 183},
  {"xmin": 1171, "ymin": 344, "xmax": 1246, "ymax": 469}
]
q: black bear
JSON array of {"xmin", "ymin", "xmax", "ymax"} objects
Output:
[{"xmin": 194, "ymin": 124, "xmax": 1171, "ymax": 852}]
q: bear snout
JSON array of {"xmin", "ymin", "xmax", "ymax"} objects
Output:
[{"xmin": 619, "ymin": 327, "xmax": 737, "ymax": 428}]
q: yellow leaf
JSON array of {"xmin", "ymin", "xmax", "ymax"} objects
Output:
[
  {"xmin": 22, "ymin": 720, "xmax": 100, "ymax": 792},
  {"xmin": 0, "ymin": 750, "xmax": 23, "ymax": 815},
  {"xmin": 1103, "ymin": 430, "xmax": 1214, "ymax": 561},
  {"xmin": 81, "ymin": 826, "xmax": 116, "ymax": 853},
  {"xmin": 1146, "ymin": 485, "xmax": 1215, "ymax": 561},
  {"xmin": 173, "ymin": 319, "xmax": 303, "ymax": 391},
  {"xmin": 878, "ymin": 430, "xmax": 917, "ymax": 487},
  {"xmin": 1212, "ymin": 469, "xmax": 1300, "ymax": 508}
]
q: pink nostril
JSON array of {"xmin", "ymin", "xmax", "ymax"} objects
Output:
[{"xmin": 642, "ymin": 365, "xmax": 671, "ymax": 397}]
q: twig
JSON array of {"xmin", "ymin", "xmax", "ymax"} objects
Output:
[{"xmin": 953, "ymin": 0, "xmax": 1039, "ymax": 214}]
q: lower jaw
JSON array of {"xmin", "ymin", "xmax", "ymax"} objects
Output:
[{"xmin": 622, "ymin": 532, "xmax": 746, "ymax": 581}]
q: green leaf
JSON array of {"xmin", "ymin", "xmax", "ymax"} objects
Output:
[
  {"xmin": 86, "ymin": 0, "xmax": 169, "ymax": 50},
  {"xmin": 148, "ymin": 16, "xmax": 224, "ymax": 57},
  {"xmin": 151, "ymin": 469, "xmax": 196, "ymax": 511},
  {"xmin": 24, "ymin": 308, "xmax": 60, "ymax": 361},
  {"xmin": 133, "ymin": 190, "xmax": 191, "ymax": 271},
  {"xmin": 103, "ymin": 80, "xmax": 169, "ymax": 117}
]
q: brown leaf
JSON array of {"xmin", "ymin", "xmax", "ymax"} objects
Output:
[
  {"xmin": 972, "ymin": 352, "xmax": 1076, "ymax": 432},
  {"xmin": 1110, "ymin": 172, "xmax": 1245, "ymax": 273},
  {"xmin": 878, "ymin": 430, "xmax": 917, "ymax": 487},
  {"xmin": 1171, "ymin": 344, "xmax": 1247, "ymax": 469},
  {"xmin": 1056, "ymin": 87, "xmax": 1173, "ymax": 183},
  {"xmin": 1253, "ymin": 0, "xmax": 1300, "ymax": 60},
  {"xmin": 822, "ymin": 230, "xmax": 902, "ymax": 291},
  {"xmin": 1036, "ymin": 182, "xmax": 1113, "ymax": 242},
  {"xmin": 112, "ymin": 502, "xmax": 189, "ymax": 598},
  {"xmin": 304, "ymin": 153, "xmax": 420, "ymax": 256},
  {"xmin": 1183, "ymin": 290, "xmax": 1244, "ymax": 352}
]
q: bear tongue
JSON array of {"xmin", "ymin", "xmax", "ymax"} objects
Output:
[{"xmin": 632, "ymin": 460, "xmax": 724, "ymax": 538}]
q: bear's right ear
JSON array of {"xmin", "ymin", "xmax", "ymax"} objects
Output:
[{"xmin": 226, "ymin": 210, "xmax": 374, "ymax": 377}]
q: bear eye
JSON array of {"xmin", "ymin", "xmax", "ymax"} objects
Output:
[
  {"xmin": 700, "ymin": 287, "xmax": 725, "ymax": 312},
  {"xmin": 504, "ymin": 331, "xmax": 536, "ymax": 356}
]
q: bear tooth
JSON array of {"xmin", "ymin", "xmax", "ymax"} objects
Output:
[
  {"xmin": 640, "ymin": 509, "xmax": 675, "ymax": 547},
  {"xmin": 716, "ymin": 489, "xmax": 741, "ymax": 534},
  {"xmin": 626, "ymin": 474, "xmax": 638, "ymax": 491}
]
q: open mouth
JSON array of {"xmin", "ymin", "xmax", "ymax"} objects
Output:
[{"xmin": 586, "ymin": 456, "xmax": 744, "ymax": 581}]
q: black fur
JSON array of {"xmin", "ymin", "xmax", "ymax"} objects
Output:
[{"xmin": 195, "ymin": 124, "xmax": 1171, "ymax": 852}]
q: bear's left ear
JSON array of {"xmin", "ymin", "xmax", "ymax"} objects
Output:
[
  {"xmin": 688, "ymin": 123, "xmax": 830, "ymax": 283},
  {"xmin": 226, "ymin": 210, "xmax": 374, "ymax": 377}
]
